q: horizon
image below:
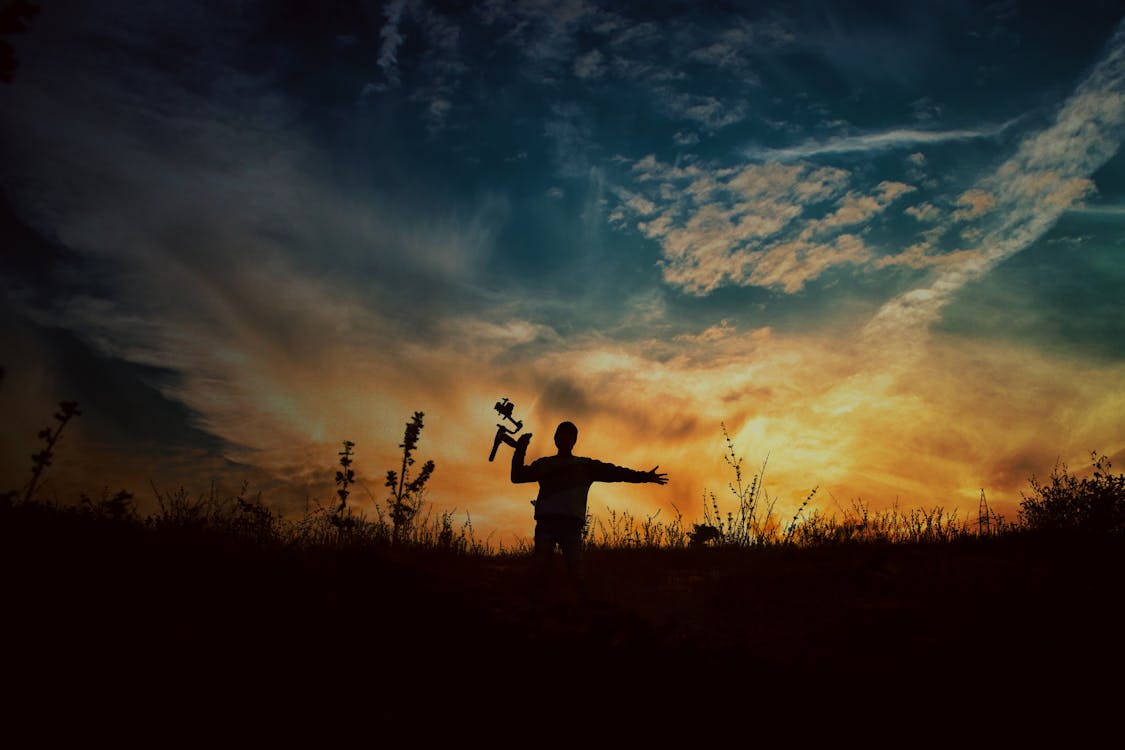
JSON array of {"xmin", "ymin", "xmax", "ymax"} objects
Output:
[{"xmin": 2, "ymin": 1, "xmax": 1124, "ymax": 546}]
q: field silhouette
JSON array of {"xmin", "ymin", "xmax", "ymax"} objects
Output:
[
  {"xmin": 4, "ymin": 403, "xmax": 1123, "ymax": 734},
  {"xmin": 5, "ymin": 480, "xmax": 1123, "ymax": 730}
]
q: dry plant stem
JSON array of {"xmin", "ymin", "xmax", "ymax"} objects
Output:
[{"xmin": 23, "ymin": 400, "xmax": 81, "ymax": 504}]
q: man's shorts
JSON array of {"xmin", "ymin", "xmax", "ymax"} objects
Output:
[{"xmin": 533, "ymin": 514, "xmax": 585, "ymax": 557}]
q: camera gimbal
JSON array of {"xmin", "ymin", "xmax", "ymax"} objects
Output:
[{"xmin": 488, "ymin": 397, "xmax": 525, "ymax": 462}]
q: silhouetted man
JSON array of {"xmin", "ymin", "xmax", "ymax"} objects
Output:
[{"xmin": 511, "ymin": 421, "xmax": 667, "ymax": 600}]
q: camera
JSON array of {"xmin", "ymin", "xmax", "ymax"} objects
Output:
[
  {"xmin": 488, "ymin": 397, "xmax": 525, "ymax": 462},
  {"xmin": 495, "ymin": 398, "xmax": 517, "ymax": 424}
]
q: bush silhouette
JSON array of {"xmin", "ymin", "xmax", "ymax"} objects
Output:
[{"xmin": 1018, "ymin": 451, "xmax": 1125, "ymax": 534}]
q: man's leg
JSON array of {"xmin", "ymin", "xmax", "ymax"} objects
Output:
[
  {"xmin": 531, "ymin": 520, "xmax": 557, "ymax": 603},
  {"xmin": 558, "ymin": 523, "xmax": 586, "ymax": 602}
]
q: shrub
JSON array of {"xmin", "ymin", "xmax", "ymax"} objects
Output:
[{"xmin": 1018, "ymin": 451, "xmax": 1125, "ymax": 534}]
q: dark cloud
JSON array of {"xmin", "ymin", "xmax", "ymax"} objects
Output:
[
  {"xmin": 1, "ymin": 198, "xmax": 225, "ymax": 460},
  {"xmin": 987, "ymin": 448, "xmax": 1061, "ymax": 495},
  {"xmin": 1, "ymin": 308, "xmax": 225, "ymax": 454},
  {"xmin": 538, "ymin": 376, "xmax": 592, "ymax": 419}
]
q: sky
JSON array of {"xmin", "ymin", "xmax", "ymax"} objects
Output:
[{"xmin": 2, "ymin": 0, "xmax": 1124, "ymax": 545}]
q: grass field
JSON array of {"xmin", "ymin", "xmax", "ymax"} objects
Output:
[
  {"xmin": 5, "ymin": 494, "xmax": 1122, "ymax": 729},
  {"xmin": 4, "ymin": 413, "xmax": 1123, "ymax": 735}
]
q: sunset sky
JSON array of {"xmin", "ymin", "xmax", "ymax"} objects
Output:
[{"xmin": 2, "ymin": 0, "xmax": 1124, "ymax": 545}]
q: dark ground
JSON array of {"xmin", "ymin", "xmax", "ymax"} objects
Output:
[{"xmin": 4, "ymin": 504, "xmax": 1123, "ymax": 737}]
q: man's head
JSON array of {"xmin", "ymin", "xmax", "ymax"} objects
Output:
[{"xmin": 554, "ymin": 421, "xmax": 578, "ymax": 453}]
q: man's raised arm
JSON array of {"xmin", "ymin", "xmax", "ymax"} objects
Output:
[{"xmin": 510, "ymin": 433, "xmax": 536, "ymax": 483}]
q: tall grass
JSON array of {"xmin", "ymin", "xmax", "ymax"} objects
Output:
[{"xmin": 4, "ymin": 399, "xmax": 1120, "ymax": 556}]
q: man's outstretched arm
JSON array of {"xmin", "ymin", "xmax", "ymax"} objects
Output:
[{"xmin": 592, "ymin": 461, "xmax": 668, "ymax": 484}]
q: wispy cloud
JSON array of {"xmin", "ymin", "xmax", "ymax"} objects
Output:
[
  {"xmin": 409, "ymin": 8, "xmax": 467, "ymax": 133},
  {"xmin": 686, "ymin": 20, "xmax": 790, "ymax": 82},
  {"xmin": 573, "ymin": 48, "xmax": 606, "ymax": 79},
  {"xmin": 478, "ymin": 0, "xmax": 606, "ymax": 76},
  {"xmin": 744, "ymin": 120, "xmax": 1018, "ymax": 161},
  {"xmin": 864, "ymin": 20, "xmax": 1125, "ymax": 347},
  {"xmin": 1066, "ymin": 203, "xmax": 1125, "ymax": 218},
  {"xmin": 657, "ymin": 90, "xmax": 748, "ymax": 131},
  {"xmin": 543, "ymin": 102, "xmax": 597, "ymax": 178},
  {"xmin": 377, "ymin": 0, "xmax": 410, "ymax": 88},
  {"xmin": 874, "ymin": 242, "xmax": 982, "ymax": 271}
]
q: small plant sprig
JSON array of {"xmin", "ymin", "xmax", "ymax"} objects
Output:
[
  {"xmin": 385, "ymin": 411, "xmax": 436, "ymax": 545},
  {"xmin": 80, "ymin": 487, "xmax": 137, "ymax": 521},
  {"xmin": 699, "ymin": 422, "xmax": 777, "ymax": 546},
  {"xmin": 335, "ymin": 440, "xmax": 356, "ymax": 516},
  {"xmin": 784, "ymin": 486, "xmax": 819, "ymax": 544},
  {"xmin": 22, "ymin": 400, "xmax": 81, "ymax": 505}
]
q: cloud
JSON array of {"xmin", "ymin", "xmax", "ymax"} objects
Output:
[
  {"xmin": 744, "ymin": 120, "xmax": 1017, "ymax": 161},
  {"xmin": 674, "ymin": 318, "xmax": 737, "ymax": 344},
  {"xmin": 477, "ymin": 313, "xmax": 1125, "ymax": 539},
  {"xmin": 657, "ymin": 90, "xmax": 748, "ymax": 130},
  {"xmin": 741, "ymin": 234, "xmax": 873, "ymax": 293},
  {"xmin": 0, "ymin": 1, "xmax": 517, "ymax": 497},
  {"xmin": 543, "ymin": 102, "xmax": 597, "ymax": 178},
  {"xmin": 615, "ymin": 157, "xmax": 923, "ymax": 294},
  {"xmin": 377, "ymin": 0, "xmax": 410, "ymax": 88},
  {"xmin": 402, "ymin": 7, "xmax": 469, "ymax": 133},
  {"xmin": 477, "ymin": 0, "xmax": 607, "ymax": 75},
  {"xmin": 685, "ymin": 20, "xmax": 789, "ymax": 82},
  {"xmin": 864, "ymin": 19, "xmax": 1125, "ymax": 348},
  {"xmin": 951, "ymin": 189, "xmax": 996, "ymax": 221},
  {"xmin": 573, "ymin": 48, "xmax": 606, "ymax": 79},
  {"xmin": 1067, "ymin": 202, "xmax": 1125, "ymax": 218},
  {"xmin": 874, "ymin": 243, "xmax": 982, "ymax": 271},
  {"xmin": 1044, "ymin": 234, "xmax": 1091, "ymax": 248},
  {"xmin": 690, "ymin": 32, "xmax": 753, "ymax": 70},
  {"xmin": 905, "ymin": 202, "xmax": 941, "ymax": 222},
  {"xmin": 804, "ymin": 181, "xmax": 915, "ymax": 235}
]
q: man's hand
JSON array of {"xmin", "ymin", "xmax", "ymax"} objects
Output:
[
  {"xmin": 645, "ymin": 466, "xmax": 668, "ymax": 485},
  {"xmin": 515, "ymin": 433, "xmax": 532, "ymax": 451}
]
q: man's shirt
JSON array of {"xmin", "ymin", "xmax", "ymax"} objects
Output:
[{"xmin": 511, "ymin": 449, "xmax": 649, "ymax": 520}]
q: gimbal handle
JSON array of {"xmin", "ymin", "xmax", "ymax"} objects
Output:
[{"xmin": 489, "ymin": 428, "xmax": 519, "ymax": 462}]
